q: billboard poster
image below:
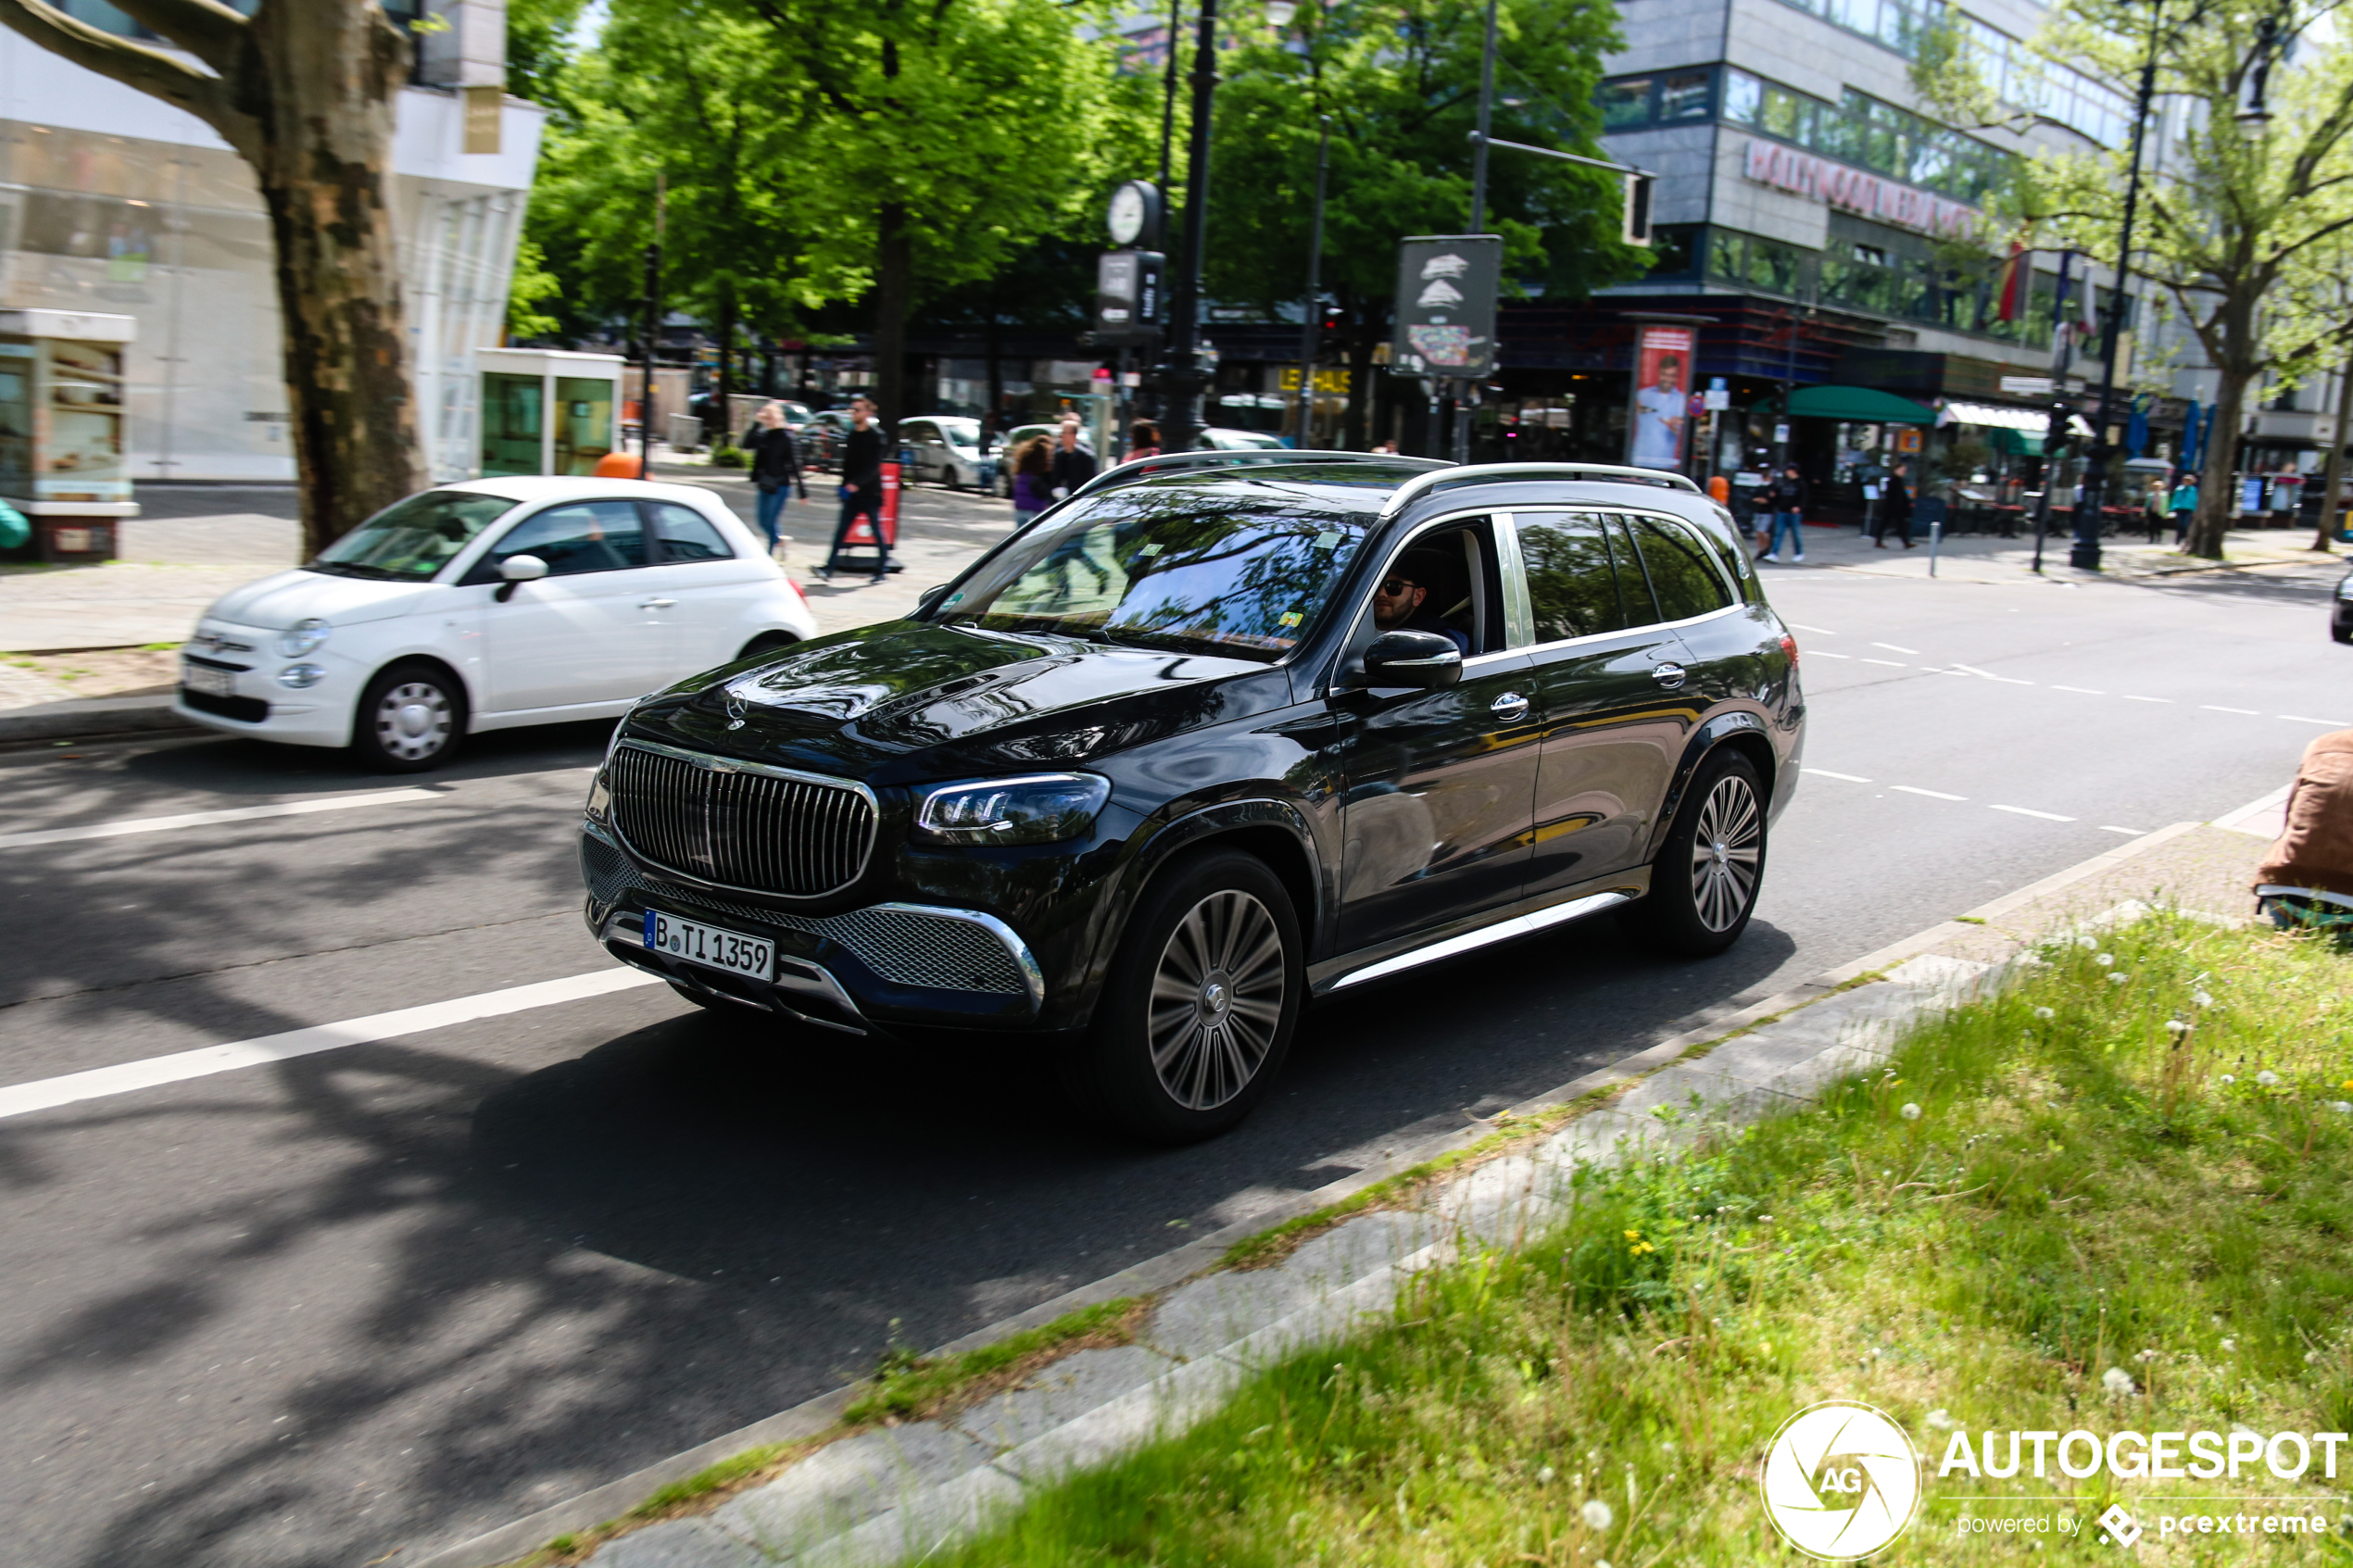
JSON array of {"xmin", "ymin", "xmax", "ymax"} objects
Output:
[
  {"xmin": 1627, "ymin": 325, "xmax": 1695, "ymax": 470},
  {"xmin": 1390, "ymin": 235, "xmax": 1503, "ymax": 380}
]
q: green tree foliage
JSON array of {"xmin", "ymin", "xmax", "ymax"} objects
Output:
[
  {"xmin": 505, "ymin": 0, "xmax": 588, "ymax": 103},
  {"xmin": 1205, "ymin": 0, "xmax": 1651, "ymax": 445},
  {"xmin": 1999, "ymin": 0, "xmax": 2353, "ymax": 557}
]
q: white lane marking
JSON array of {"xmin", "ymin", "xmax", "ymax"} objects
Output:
[
  {"xmin": 1990, "ymin": 804, "xmax": 2076, "ymax": 822},
  {"xmin": 2099, "ymin": 825, "xmax": 2148, "ymax": 835},
  {"xmin": 1788, "ymin": 623, "xmax": 1839, "ymax": 636},
  {"xmin": 1810, "ymin": 649, "xmax": 1854, "ymax": 659},
  {"xmin": 0, "ymin": 969, "xmax": 664, "ymax": 1122},
  {"xmin": 2052, "ymin": 685, "xmax": 2106, "ymax": 695},
  {"xmin": 1871, "ymin": 642, "xmax": 1920, "ymax": 654},
  {"xmin": 2280, "ymin": 714, "xmax": 2349, "ymax": 726},
  {"xmin": 1803, "ymin": 768, "xmax": 1872, "ymax": 783},
  {"xmin": 1950, "ymin": 662, "xmax": 2033, "ymax": 684},
  {"xmin": 2122, "ymin": 695, "xmax": 2172, "ymax": 703},
  {"xmin": 2202, "ymin": 705, "xmax": 2259, "ymax": 715},
  {"xmin": 1860, "ymin": 658, "xmax": 1907, "ymax": 667},
  {"xmin": 0, "ymin": 788, "xmax": 440, "ymax": 850},
  {"xmin": 1892, "ymin": 785, "xmax": 1966, "ymax": 800}
]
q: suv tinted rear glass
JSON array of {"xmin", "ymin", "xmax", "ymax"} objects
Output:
[{"xmin": 935, "ymin": 485, "xmax": 1368, "ymax": 661}]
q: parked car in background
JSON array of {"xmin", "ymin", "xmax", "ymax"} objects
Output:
[
  {"xmin": 900, "ymin": 416, "xmax": 994, "ymax": 491},
  {"xmin": 576, "ymin": 455, "xmax": 1803, "ymax": 1142},
  {"xmin": 1196, "ymin": 428, "xmax": 1288, "ymax": 451},
  {"xmin": 176, "ymin": 478, "xmax": 816, "ymax": 772},
  {"xmin": 799, "ymin": 408, "xmax": 857, "ymax": 471},
  {"xmin": 992, "ymin": 422, "xmax": 1064, "ymax": 495}
]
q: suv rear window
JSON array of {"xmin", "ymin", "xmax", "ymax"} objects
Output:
[{"xmin": 934, "ymin": 487, "xmax": 1367, "ymax": 661}]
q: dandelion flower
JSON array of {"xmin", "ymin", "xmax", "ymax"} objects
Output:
[
  {"xmin": 2095, "ymin": 952, "xmax": 2114, "ymax": 967},
  {"xmin": 2135, "ymin": 1348, "xmax": 2158, "ymax": 1362},
  {"xmin": 2257, "ymin": 1071, "xmax": 2281, "ymax": 1087},
  {"xmin": 1583, "ymin": 1499, "xmax": 1615, "ymax": 1532},
  {"xmin": 1538, "ymin": 1465, "xmax": 1556, "ymax": 1484},
  {"xmin": 2194, "ymin": 990, "xmax": 2214, "ymax": 1008},
  {"xmin": 2220, "ymin": 1074, "xmax": 2236, "ymax": 1085},
  {"xmin": 2101, "ymin": 1366, "xmax": 2137, "ymax": 1397},
  {"xmin": 2221, "ymin": 1338, "xmax": 2237, "ymax": 1352},
  {"xmin": 1925, "ymin": 1409, "xmax": 1957, "ymax": 1430},
  {"xmin": 2307, "ymin": 1351, "xmax": 2322, "ymax": 1366},
  {"xmin": 2077, "ymin": 935, "xmax": 2099, "ymax": 950},
  {"xmin": 2166, "ymin": 1019, "xmax": 2191, "ymax": 1035},
  {"xmin": 2332, "ymin": 1102, "xmax": 2353, "ymax": 1115},
  {"xmin": 1901, "ymin": 1102, "xmax": 1922, "ymax": 1121},
  {"xmin": 2033, "ymin": 1007, "xmax": 2056, "ymax": 1020}
]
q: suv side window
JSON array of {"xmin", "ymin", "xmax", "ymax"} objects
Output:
[
  {"xmin": 1349, "ymin": 516, "xmax": 1506, "ymax": 659},
  {"xmin": 647, "ymin": 500, "xmax": 735, "ymax": 562},
  {"xmin": 1629, "ymin": 515, "xmax": 1735, "ymax": 622},
  {"xmin": 1604, "ymin": 513, "xmax": 1664, "ymax": 626},
  {"xmin": 1517, "ymin": 511, "xmax": 1629, "ymax": 643},
  {"xmin": 475, "ymin": 500, "xmax": 648, "ymax": 578}
]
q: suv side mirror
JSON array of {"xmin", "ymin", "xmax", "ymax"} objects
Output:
[
  {"xmin": 494, "ymin": 554, "xmax": 547, "ymax": 602},
  {"xmin": 1354, "ymin": 630, "xmax": 1463, "ymax": 690}
]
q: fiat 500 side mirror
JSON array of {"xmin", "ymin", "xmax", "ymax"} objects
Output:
[
  {"xmin": 1352, "ymin": 629, "xmax": 1464, "ymax": 691},
  {"xmin": 494, "ymin": 554, "xmax": 548, "ymax": 603}
]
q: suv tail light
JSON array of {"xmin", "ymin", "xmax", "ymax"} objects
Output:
[{"xmin": 1780, "ymin": 632, "xmax": 1799, "ymax": 664}]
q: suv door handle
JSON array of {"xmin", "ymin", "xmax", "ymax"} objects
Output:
[
  {"xmin": 1491, "ymin": 691, "xmax": 1530, "ymax": 722},
  {"xmin": 1652, "ymin": 662, "xmax": 1687, "ymax": 689},
  {"xmin": 638, "ymin": 597, "xmax": 677, "ymax": 609}
]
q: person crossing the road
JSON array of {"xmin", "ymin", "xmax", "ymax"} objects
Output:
[{"xmin": 1759, "ymin": 464, "xmax": 1808, "ymax": 563}]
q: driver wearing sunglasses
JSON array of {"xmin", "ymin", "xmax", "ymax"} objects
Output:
[{"xmin": 1370, "ymin": 546, "xmax": 1471, "ymax": 656}]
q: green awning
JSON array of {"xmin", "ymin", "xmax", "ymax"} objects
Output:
[
  {"xmin": 1987, "ymin": 427, "xmax": 2044, "ymax": 457},
  {"xmin": 1753, "ymin": 385, "xmax": 1939, "ymax": 425}
]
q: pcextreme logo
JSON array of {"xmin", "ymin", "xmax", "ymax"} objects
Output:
[{"xmin": 1761, "ymin": 1400, "xmax": 1922, "ymax": 1560}]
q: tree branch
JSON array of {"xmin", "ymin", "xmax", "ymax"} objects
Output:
[
  {"xmin": 106, "ymin": 0, "xmax": 245, "ymax": 75},
  {"xmin": 0, "ymin": 0, "xmax": 250, "ymax": 147}
]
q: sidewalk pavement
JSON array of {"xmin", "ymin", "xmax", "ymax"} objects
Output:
[
  {"xmin": 1755, "ymin": 515, "xmax": 2337, "ymax": 585},
  {"xmin": 420, "ymin": 816, "xmax": 2272, "ymax": 1568}
]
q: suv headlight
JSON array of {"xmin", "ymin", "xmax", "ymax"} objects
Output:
[
  {"xmin": 277, "ymin": 617, "xmax": 332, "ymax": 658},
  {"xmin": 915, "ymin": 772, "xmax": 1111, "ymax": 846}
]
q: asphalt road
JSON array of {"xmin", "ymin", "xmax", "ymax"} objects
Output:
[{"xmin": 0, "ymin": 546, "xmax": 2343, "ymax": 1568}]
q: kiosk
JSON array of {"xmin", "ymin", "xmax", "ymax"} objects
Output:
[
  {"xmin": 0, "ymin": 309, "xmax": 136, "ymax": 564},
  {"xmin": 476, "ymin": 348, "xmax": 624, "ymax": 476}
]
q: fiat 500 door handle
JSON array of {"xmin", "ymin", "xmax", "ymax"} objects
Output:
[
  {"xmin": 1652, "ymin": 662, "xmax": 1687, "ymax": 688},
  {"xmin": 638, "ymin": 597, "xmax": 677, "ymax": 609},
  {"xmin": 1491, "ymin": 691, "xmax": 1531, "ymax": 722}
]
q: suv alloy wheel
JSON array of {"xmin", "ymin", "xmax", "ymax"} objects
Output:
[
  {"xmin": 1073, "ymin": 848, "xmax": 1302, "ymax": 1143},
  {"xmin": 1624, "ymin": 749, "xmax": 1767, "ymax": 957}
]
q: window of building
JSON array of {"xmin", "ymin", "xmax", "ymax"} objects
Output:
[
  {"xmin": 1647, "ymin": 224, "xmax": 1704, "ymax": 279},
  {"xmin": 1600, "ymin": 79, "xmax": 1654, "ymax": 130},
  {"xmin": 1659, "ymin": 71, "xmax": 1713, "ymax": 120},
  {"xmin": 1721, "ymin": 69, "xmax": 2019, "ymax": 207}
]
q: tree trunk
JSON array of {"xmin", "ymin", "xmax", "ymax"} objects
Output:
[
  {"xmin": 2313, "ymin": 342, "xmax": 2353, "ymax": 552},
  {"xmin": 714, "ymin": 280, "xmax": 736, "ymax": 445},
  {"xmin": 2187, "ymin": 363, "xmax": 2249, "ymax": 559},
  {"xmin": 874, "ymin": 199, "xmax": 912, "ymax": 431},
  {"xmin": 247, "ymin": 3, "xmax": 426, "ymax": 557}
]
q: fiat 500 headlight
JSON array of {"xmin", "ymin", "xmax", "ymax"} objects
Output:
[
  {"xmin": 915, "ymin": 772, "xmax": 1112, "ymax": 846},
  {"xmin": 2338, "ymin": 576, "xmax": 2353, "ymax": 601},
  {"xmin": 277, "ymin": 617, "xmax": 332, "ymax": 658}
]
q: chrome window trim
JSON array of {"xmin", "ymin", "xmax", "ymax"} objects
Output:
[
  {"xmin": 1491, "ymin": 510, "xmax": 1536, "ymax": 648},
  {"xmin": 1502, "ymin": 507, "xmax": 1744, "ymax": 659},
  {"xmin": 870, "ymin": 902, "xmax": 1047, "ymax": 1013}
]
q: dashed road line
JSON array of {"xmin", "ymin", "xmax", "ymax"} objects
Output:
[
  {"xmin": 1802, "ymin": 768, "xmax": 1873, "ymax": 783},
  {"xmin": 1950, "ymin": 662, "xmax": 2034, "ymax": 684},
  {"xmin": 1989, "ymin": 804, "xmax": 2076, "ymax": 822},
  {"xmin": 2052, "ymin": 685, "xmax": 2106, "ymax": 695},
  {"xmin": 1788, "ymin": 623, "xmax": 1839, "ymax": 636},
  {"xmin": 1860, "ymin": 658, "xmax": 1907, "ymax": 667},
  {"xmin": 0, "ymin": 788, "xmax": 440, "ymax": 851},
  {"xmin": 1892, "ymin": 784, "xmax": 1966, "ymax": 800},
  {"xmin": 2122, "ymin": 695, "xmax": 2173, "ymax": 703},
  {"xmin": 1871, "ymin": 642, "xmax": 1920, "ymax": 655},
  {"xmin": 2202, "ymin": 705, "xmax": 2259, "ymax": 715},
  {"xmin": 2280, "ymin": 714, "xmax": 2348, "ymax": 727},
  {"xmin": 1810, "ymin": 650, "xmax": 1853, "ymax": 659},
  {"xmin": 2099, "ymin": 825, "xmax": 2148, "ymax": 835}
]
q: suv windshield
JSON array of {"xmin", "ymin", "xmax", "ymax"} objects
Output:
[
  {"xmin": 934, "ymin": 484, "xmax": 1368, "ymax": 661},
  {"xmin": 308, "ymin": 491, "xmax": 518, "ymax": 581}
]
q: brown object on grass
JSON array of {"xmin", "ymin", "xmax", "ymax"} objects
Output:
[{"xmin": 2257, "ymin": 729, "xmax": 2353, "ymax": 899}]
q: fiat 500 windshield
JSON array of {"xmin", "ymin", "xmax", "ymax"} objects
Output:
[{"xmin": 933, "ymin": 490, "xmax": 1368, "ymax": 661}]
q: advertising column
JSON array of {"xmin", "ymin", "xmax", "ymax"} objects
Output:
[{"xmin": 1628, "ymin": 324, "xmax": 1695, "ymax": 471}]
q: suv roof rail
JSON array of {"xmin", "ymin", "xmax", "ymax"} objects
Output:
[
  {"xmin": 1066, "ymin": 448, "xmax": 1447, "ymax": 503},
  {"xmin": 1378, "ymin": 461, "xmax": 1703, "ymax": 519}
]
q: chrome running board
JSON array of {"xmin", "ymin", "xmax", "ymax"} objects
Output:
[{"xmin": 1324, "ymin": 890, "xmax": 1634, "ymax": 991}]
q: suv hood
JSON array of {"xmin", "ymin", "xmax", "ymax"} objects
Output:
[
  {"xmin": 637, "ymin": 621, "xmax": 1281, "ymax": 777},
  {"xmin": 204, "ymin": 569, "xmax": 441, "ymax": 630}
]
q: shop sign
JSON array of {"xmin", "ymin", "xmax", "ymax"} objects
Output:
[
  {"xmin": 1741, "ymin": 140, "xmax": 1975, "ymax": 238},
  {"xmin": 1277, "ymin": 367, "xmax": 1354, "ymax": 394}
]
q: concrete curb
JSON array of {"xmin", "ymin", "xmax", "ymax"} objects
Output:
[
  {"xmin": 411, "ymin": 819, "xmax": 2209, "ymax": 1568},
  {"xmin": 0, "ymin": 693, "xmax": 194, "ymax": 744}
]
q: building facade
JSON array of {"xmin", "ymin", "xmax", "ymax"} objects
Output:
[{"xmin": 0, "ymin": 0, "xmax": 541, "ymax": 485}]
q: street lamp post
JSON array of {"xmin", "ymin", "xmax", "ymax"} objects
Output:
[
  {"xmin": 2072, "ymin": 0, "xmax": 2166, "ymax": 571},
  {"xmin": 1161, "ymin": 0, "xmax": 1220, "ymax": 453},
  {"xmin": 1294, "ymin": 114, "xmax": 1331, "ymax": 448},
  {"xmin": 1455, "ymin": 0, "xmax": 1503, "ymax": 463}
]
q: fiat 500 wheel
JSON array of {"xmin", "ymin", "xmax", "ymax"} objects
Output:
[
  {"xmin": 352, "ymin": 662, "xmax": 464, "ymax": 772},
  {"xmin": 1625, "ymin": 749, "xmax": 1767, "ymax": 957},
  {"xmin": 1075, "ymin": 848, "xmax": 1302, "ymax": 1143}
]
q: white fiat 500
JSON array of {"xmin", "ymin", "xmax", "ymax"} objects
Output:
[{"xmin": 175, "ymin": 476, "xmax": 818, "ymax": 771}]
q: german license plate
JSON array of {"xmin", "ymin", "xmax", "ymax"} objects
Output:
[
  {"xmin": 644, "ymin": 908, "xmax": 773, "ymax": 981},
  {"xmin": 182, "ymin": 661, "xmax": 235, "ymax": 697}
]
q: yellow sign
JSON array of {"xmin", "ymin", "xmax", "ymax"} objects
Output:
[
  {"xmin": 1277, "ymin": 367, "xmax": 1353, "ymax": 394},
  {"xmin": 463, "ymin": 85, "xmax": 503, "ymax": 156}
]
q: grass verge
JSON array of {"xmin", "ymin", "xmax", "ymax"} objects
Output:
[{"xmin": 911, "ymin": 913, "xmax": 2353, "ymax": 1565}]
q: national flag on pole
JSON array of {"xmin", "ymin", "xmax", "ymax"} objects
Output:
[{"xmin": 1994, "ymin": 236, "xmax": 2029, "ymax": 322}]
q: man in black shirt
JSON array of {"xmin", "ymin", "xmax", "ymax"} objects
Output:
[
  {"xmin": 821, "ymin": 396, "xmax": 897, "ymax": 581},
  {"xmin": 1873, "ymin": 458, "xmax": 1916, "ymax": 548}
]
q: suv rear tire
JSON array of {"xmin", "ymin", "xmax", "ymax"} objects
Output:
[
  {"xmin": 1072, "ymin": 848, "xmax": 1302, "ymax": 1144},
  {"xmin": 1625, "ymin": 749, "xmax": 1767, "ymax": 957}
]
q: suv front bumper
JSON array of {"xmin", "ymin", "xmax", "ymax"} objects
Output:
[{"xmin": 580, "ymin": 822, "xmax": 1045, "ymax": 1035}]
